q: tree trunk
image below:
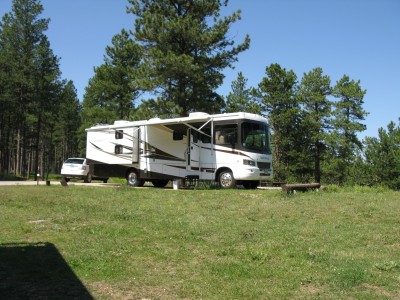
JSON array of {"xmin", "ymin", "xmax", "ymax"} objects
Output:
[{"xmin": 315, "ymin": 141, "xmax": 321, "ymax": 183}]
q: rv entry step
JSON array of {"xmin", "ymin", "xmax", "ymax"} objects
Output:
[{"xmin": 184, "ymin": 175, "xmax": 199, "ymax": 188}]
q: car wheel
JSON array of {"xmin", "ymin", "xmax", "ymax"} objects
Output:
[
  {"xmin": 218, "ymin": 170, "xmax": 236, "ymax": 189},
  {"xmin": 127, "ymin": 169, "xmax": 144, "ymax": 187}
]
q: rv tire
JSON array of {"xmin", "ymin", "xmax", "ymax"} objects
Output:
[
  {"xmin": 126, "ymin": 169, "xmax": 144, "ymax": 187},
  {"xmin": 218, "ymin": 169, "xmax": 236, "ymax": 189}
]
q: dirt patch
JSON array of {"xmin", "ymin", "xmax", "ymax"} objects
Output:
[
  {"xmin": 89, "ymin": 281, "xmax": 182, "ymax": 300},
  {"xmin": 300, "ymin": 282, "xmax": 321, "ymax": 296},
  {"xmin": 362, "ymin": 283, "xmax": 395, "ymax": 298}
]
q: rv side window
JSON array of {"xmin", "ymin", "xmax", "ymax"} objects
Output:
[
  {"xmin": 115, "ymin": 130, "xmax": 123, "ymax": 139},
  {"xmin": 192, "ymin": 130, "xmax": 198, "ymax": 143},
  {"xmin": 173, "ymin": 130, "xmax": 184, "ymax": 140},
  {"xmin": 115, "ymin": 145, "xmax": 123, "ymax": 154},
  {"xmin": 214, "ymin": 124, "xmax": 237, "ymax": 145},
  {"xmin": 200, "ymin": 127, "xmax": 211, "ymax": 143}
]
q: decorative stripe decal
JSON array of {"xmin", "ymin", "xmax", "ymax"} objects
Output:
[
  {"xmin": 166, "ymin": 165, "xmax": 187, "ymax": 170},
  {"xmin": 214, "ymin": 148, "xmax": 252, "ymax": 159},
  {"xmin": 143, "ymin": 154, "xmax": 185, "ymax": 162},
  {"xmin": 89, "ymin": 142, "xmax": 132, "ymax": 161}
]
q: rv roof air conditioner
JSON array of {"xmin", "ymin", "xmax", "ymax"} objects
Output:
[{"xmin": 189, "ymin": 112, "xmax": 209, "ymax": 118}]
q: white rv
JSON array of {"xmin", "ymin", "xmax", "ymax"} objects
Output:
[{"xmin": 86, "ymin": 112, "xmax": 272, "ymax": 188}]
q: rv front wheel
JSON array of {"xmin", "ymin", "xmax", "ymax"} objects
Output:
[
  {"xmin": 218, "ymin": 170, "xmax": 236, "ymax": 189},
  {"xmin": 127, "ymin": 170, "xmax": 144, "ymax": 187}
]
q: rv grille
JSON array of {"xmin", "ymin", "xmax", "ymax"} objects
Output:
[{"xmin": 257, "ymin": 162, "xmax": 271, "ymax": 170}]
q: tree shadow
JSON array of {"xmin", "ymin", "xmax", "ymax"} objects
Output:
[{"xmin": 0, "ymin": 242, "xmax": 93, "ymax": 299}]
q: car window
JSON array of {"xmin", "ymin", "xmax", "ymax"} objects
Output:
[{"xmin": 65, "ymin": 159, "xmax": 84, "ymax": 164}]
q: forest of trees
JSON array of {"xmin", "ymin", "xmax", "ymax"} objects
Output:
[{"xmin": 1, "ymin": 0, "xmax": 399, "ymax": 189}]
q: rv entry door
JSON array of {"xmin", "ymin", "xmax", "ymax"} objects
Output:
[
  {"xmin": 188, "ymin": 129, "xmax": 200, "ymax": 171},
  {"xmin": 132, "ymin": 127, "xmax": 140, "ymax": 163}
]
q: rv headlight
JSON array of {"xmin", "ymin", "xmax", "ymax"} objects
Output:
[{"xmin": 243, "ymin": 159, "xmax": 256, "ymax": 166}]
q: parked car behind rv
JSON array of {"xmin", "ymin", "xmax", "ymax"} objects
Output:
[{"xmin": 61, "ymin": 158, "xmax": 108, "ymax": 183}]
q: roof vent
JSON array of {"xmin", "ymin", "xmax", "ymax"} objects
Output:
[{"xmin": 114, "ymin": 120, "xmax": 130, "ymax": 125}]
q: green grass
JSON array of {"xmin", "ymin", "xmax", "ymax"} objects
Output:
[{"xmin": 1, "ymin": 186, "xmax": 399, "ymax": 299}]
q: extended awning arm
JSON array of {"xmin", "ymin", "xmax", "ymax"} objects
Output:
[{"xmin": 179, "ymin": 118, "xmax": 213, "ymax": 138}]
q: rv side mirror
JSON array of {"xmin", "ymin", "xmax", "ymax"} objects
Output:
[{"xmin": 173, "ymin": 130, "xmax": 184, "ymax": 140}]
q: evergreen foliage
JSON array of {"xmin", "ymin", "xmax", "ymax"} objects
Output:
[
  {"xmin": 298, "ymin": 67, "xmax": 332, "ymax": 183},
  {"xmin": 0, "ymin": 1, "xmax": 399, "ymax": 189},
  {"xmin": 225, "ymin": 72, "xmax": 261, "ymax": 114},
  {"xmin": 82, "ymin": 30, "xmax": 141, "ymax": 125},
  {"xmin": 0, "ymin": 0, "xmax": 79, "ymax": 178},
  {"xmin": 325, "ymin": 75, "xmax": 368, "ymax": 184},
  {"xmin": 362, "ymin": 120, "xmax": 400, "ymax": 189},
  {"xmin": 128, "ymin": 0, "xmax": 249, "ymax": 116},
  {"xmin": 258, "ymin": 64, "xmax": 302, "ymax": 182}
]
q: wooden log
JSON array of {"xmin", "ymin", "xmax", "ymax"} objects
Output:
[{"xmin": 282, "ymin": 183, "xmax": 321, "ymax": 193}]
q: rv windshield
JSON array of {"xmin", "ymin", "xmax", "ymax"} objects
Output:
[{"xmin": 241, "ymin": 122, "xmax": 271, "ymax": 154}]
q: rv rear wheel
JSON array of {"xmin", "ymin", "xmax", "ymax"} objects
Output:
[
  {"xmin": 218, "ymin": 170, "xmax": 236, "ymax": 189},
  {"xmin": 127, "ymin": 170, "xmax": 144, "ymax": 187}
]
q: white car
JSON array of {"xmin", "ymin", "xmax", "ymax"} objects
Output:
[{"xmin": 61, "ymin": 158, "xmax": 108, "ymax": 183}]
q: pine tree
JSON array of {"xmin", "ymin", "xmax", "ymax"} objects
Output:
[
  {"xmin": 258, "ymin": 63, "xmax": 301, "ymax": 182},
  {"xmin": 128, "ymin": 0, "xmax": 250, "ymax": 116},
  {"xmin": 225, "ymin": 72, "xmax": 260, "ymax": 114},
  {"xmin": 298, "ymin": 67, "xmax": 332, "ymax": 183},
  {"xmin": 327, "ymin": 75, "xmax": 368, "ymax": 184},
  {"xmin": 0, "ymin": 0, "xmax": 51, "ymax": 177},
  {"xmin": 0, "ymin": 0, "xmax": 76, "ymax": 178},
  {"xmin": 82, "ymin": 30, "xmax": 142, "ymax": 128},
  {"xmin": 363, "ymin": 120, "xmax": 400, "ymax": 189},
  {"xmin": 53, "ymin": 80, "xmax": 81, "ymax": 164}
]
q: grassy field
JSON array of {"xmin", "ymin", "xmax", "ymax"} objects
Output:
[{"xmin": 0, "ymin": 185, "xmax": 399, "ymax": 299}]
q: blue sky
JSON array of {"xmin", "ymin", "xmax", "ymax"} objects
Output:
[{"xmin": 1, "ymin": 0, "xmax": 399, "ymax": 139}]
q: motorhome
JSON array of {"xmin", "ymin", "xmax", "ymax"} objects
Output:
[{"xmin": 86, "ymin": 112, "xmax": 272, "ymax": 188}]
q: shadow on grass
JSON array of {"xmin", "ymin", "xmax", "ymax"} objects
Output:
[{"xmin": 0, "ymin": 242, "xmax": 93, "ymax": 299}]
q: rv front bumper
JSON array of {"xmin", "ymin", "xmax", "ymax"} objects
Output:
[{"xmin": 234, "ymin": 167, "xmax": 272, "ymax": 181}]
